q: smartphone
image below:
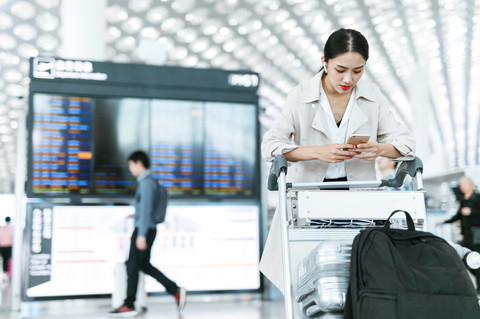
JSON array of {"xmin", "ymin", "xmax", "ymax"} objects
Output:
[{"xmin": 347, "ymin": 134, "xmax": 370, "ymax": 145}]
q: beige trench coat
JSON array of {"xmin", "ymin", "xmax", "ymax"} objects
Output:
[{"xmin": 260, "ymin": 71, "xmax": 415, "ymax": 292}]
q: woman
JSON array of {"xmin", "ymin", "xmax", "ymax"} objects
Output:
[{"xmin": 260, "ymin": 28, "xmax": 415, "ymax": 292}]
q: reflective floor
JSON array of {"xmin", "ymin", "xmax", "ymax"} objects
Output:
[
  {"xmin": 2, "ymin": 277, "xmax": 479, "ymax": 319},
  {"xmin": 0, "ymin": 280, "xmax": 285, "ymax": 319}
]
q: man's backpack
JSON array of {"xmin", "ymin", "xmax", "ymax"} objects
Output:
[
  {"xmin": 344, "ymin": 210, "xmax": 480, "ymax": 319},
  {"xmin": 152, "ymin": 183, "xmax": 168, "ymax": 224}
]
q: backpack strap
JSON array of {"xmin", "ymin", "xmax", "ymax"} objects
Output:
[{"xmin": 384, "ymin": 210, "xmax": 415, "ymax": 231}]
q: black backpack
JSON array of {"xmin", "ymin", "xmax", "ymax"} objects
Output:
[
  {"xmin": 152, "ymin": 184, "xmax": 168, "ymax": 224},
  {"xmin": 344, "ymin": 210, "xmax": 480, "ymax": 319}
]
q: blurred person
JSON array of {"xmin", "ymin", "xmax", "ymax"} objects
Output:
[
  {"xmin": 260, "ymin": 28, "xmax": 414, "ymax": 291},
  {"xmin": 0, "ymin": 216, "xmax": 13, "ymax": 280},
  {"xmin": 109, "ymin": 151, "xmax": 187, "ymax": 317},
  {"xmin": 437, "ymin": 176, "xmax": 480, "ymax": 291}
]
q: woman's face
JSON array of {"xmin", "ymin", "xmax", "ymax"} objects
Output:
[{"xmin": 323, "ymin": 52, "xmax": 366, "ymax": 94}]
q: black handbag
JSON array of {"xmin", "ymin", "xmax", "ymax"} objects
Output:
[{"xmin": 344, "ymin": 210, "xmax": 480, "ymax": 319}]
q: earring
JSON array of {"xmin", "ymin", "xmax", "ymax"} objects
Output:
[{"xmin": 323, "ymin": 62, "xmax": 327, "ymax": 74}]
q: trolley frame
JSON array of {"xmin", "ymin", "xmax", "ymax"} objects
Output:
[{"xmin": 267, "ymin": 155, "xmax": 425, "ymax": 319}]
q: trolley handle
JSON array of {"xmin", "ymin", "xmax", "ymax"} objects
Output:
[
  {"xmin": 267, "ymin": 155, "xmax": 423, "ymax": 190},
  {"xmin": 267, "ymin": 155, "xmax": 288, "ymax": 191},
  {"xmin": 380, "ymin": 157, "xmax": 423, "ymax": 188}
]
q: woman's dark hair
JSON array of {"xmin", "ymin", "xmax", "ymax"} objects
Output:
[
  {"xmin": 128, "ymin": 150, "xmax": 150, "ymax": 168},
  {"xmin": 324, "ymin": 28, "xmax": 369, "ymax": 62}
]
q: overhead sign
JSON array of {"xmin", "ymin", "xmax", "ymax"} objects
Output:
[
  {"xmin": 228, "ymin": 73, "xmax": 259, "ymax": 88},
  {"xmin": 32, "ymin": 57, "xmax": 108, "ymax": 81}
]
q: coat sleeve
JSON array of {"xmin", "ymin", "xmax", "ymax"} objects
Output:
[
  {"xmin": 137, "ymin": 179, "xmax": 156, "ymax": 237},
  {"xmin": 443, "ymin": 210, "xmax": 461, "ymax": 224},
  {"xmin": 261, "ymin": 87, "xmax": 301, "ymax": 162},
  {"xmin": 375, "ymin": 92, "xmax": 415, "ymax": 157},
  {"xmin": 469, "ymin": 194, "xmax": 480, "ymax": 226}
]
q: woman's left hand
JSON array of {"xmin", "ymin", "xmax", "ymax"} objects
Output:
[{"xmin": 348, "ymin": 142, "xmax": 383, "ymax": 161}]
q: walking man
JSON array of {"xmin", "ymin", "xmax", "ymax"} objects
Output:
[{"xmin": 110, "ymin": 151, "xmax": 187, "ymax": 316}]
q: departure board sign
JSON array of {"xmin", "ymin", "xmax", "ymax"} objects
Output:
[
  {"xmin": 28, "ymin": 95, "xmax": 257, "ymax": 198},
  {"xmin": 32, "ymin": 94, "xmax": 93, "ymax": 194},
  {"xmin": 203, "ymin": 102, "xmax": 256, "ymax": 195},
  {"xmin": 150, "ymin": 100, "xmax": 204, "ymax": 195},
  {"xmin": 28, "ymin": 58, "xmax": 259, "ymax": 199},
  {"xmin": 150, "ymin": 100, "xmax": 256, "ymax": 196}
]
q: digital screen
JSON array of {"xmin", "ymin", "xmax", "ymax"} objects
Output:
[
  {"xmin": 203, "ymin": 102, "xmax": 256, "ymax": 196},
  {"xmin": 29, "ymin": 93, "xmax": 258, "ymax": 198},
  {"xmin": 93, "ymin": 98, "xmax": 149, "ymax": 195},
  {"xmin": 31, "ymin": 94, "xmax": 93, "ymax": 195},
  {"xmin": 150, "ymin": 100, "xmax": 204, "ymax": 196},
  {"xmin": 23, "ymin": 204, "xmax": 260, "ymax": 298}
]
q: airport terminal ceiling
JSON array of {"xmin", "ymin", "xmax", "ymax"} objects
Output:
[{"xmin": 0, "ymin": 0, "xmax": 480, "ymax": 193}]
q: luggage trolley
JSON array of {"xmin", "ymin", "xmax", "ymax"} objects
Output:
[{"xmin": 267, "ymin": 155, "xmax": 426, "ymax": 319}]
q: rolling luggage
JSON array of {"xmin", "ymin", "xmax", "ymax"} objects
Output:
[{"xmin": 296, "ymin": 241, "xmax": 351, "ymax": 318}]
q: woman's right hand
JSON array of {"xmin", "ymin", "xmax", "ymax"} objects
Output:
[
  {"xmin": 284, "ymin": 144, "xmax": 357, "ymax": 163},
  {"xmin": 315, "ymin": 144, "xmax": 358, "ymax": 163}
]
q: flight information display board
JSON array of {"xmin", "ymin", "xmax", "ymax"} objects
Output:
[
  {"xmin": 27, "ymin": 58, "xmax": 260, "ymax": 199},
  {"xmin": 92, "ymin": 97, "xmax": 148, "ymax": 195},
  {"xmin": 32, "ymin": 94, "xmax": 93, "ymax": 195},
  {"xmin": 203, "ymin": 102, "xmax": 256, "ymax": 196},
  {"xmin": 29, "ymin": 94, "xmax": 258, "ymax": 198},
  {"xmin": 150, "ymin": 100, "xmax": 204, "ymax": 196}
]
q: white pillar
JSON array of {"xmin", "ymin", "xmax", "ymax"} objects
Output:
[
  {"xmin": 408, "ymin": 63, "xmax": 430, "ymax": 159},
  {"xmin": 408, "ymin": 63, "xmax": 447, "ymax": 175},
  {"xmin": 10, "ymin": 111, "xmax": 26, "ymax": 312},
  {"xmin": 59, "ymin": 0, "xmax": 107, "ymax": 61}
]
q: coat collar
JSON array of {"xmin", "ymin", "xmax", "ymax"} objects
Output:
[
  {"xmin": 137, "ymin": 169, "xmax": 152, "ymax": 182},
  {"xmin": 306, "ymin": 71, "xmax": 373, "ymax": 140},
  {"xmin": 300, "ymin": 71, "xmax": 377, "ymax": 104}
]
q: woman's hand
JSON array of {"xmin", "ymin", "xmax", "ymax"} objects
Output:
[
  {"xmin": 348, "ymin": 141, "xmax": 382, "ymax": 161},
  {"xmin": 347, "ymin": 142, "xmax": 402, "ymax": 161},
  {"xmin": 284, "ymin": 144, "xmax": 362, "ymax": 163},
  {"xmin": 315, "ymin": 144, "xmax": 358, "ymax": 163}
]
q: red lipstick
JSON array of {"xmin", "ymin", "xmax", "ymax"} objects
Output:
[{"xmin": 341, "ymin": 85, "xmax": 351, "ymax": 91}]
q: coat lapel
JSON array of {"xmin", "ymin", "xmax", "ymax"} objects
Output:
[
  {"xmin": 346, "ymin": 100, "xmax": 369, "ymax": 137},
  {"xmin": 300, "ymin": 72, "xmax": 332, "ymax": 140},
  {"xmin": 346, "ymin": 80, "xmax": 377, "ymax": 137},
  {"xmin": 311, "ymin": 104, "xmax": 331, "ymax": 140}
]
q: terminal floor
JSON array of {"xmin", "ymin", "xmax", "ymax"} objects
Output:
[
  {"xmin": 0, "ymin": 281, "xmax": 285, "ymax": 319},
  {"xmin": 2, "ymin": 282, "xmax": 480, "ymax": 318}
]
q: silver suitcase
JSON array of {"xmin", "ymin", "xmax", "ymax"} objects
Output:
[{"xmin": 296, "ymin": 241, "xmax": 351, "ymax": 318}]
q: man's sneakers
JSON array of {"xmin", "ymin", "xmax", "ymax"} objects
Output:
[
  {"xmin": 110, "ymin": 288, "xmax": 186, "ymax": 317},
  {"xmin": 109, "ymin": 304, "xmax": 138, "ymax": 317},
  {"xmin": 174, "ymin": 287, "xmax": 188, "ymax": 313}
]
